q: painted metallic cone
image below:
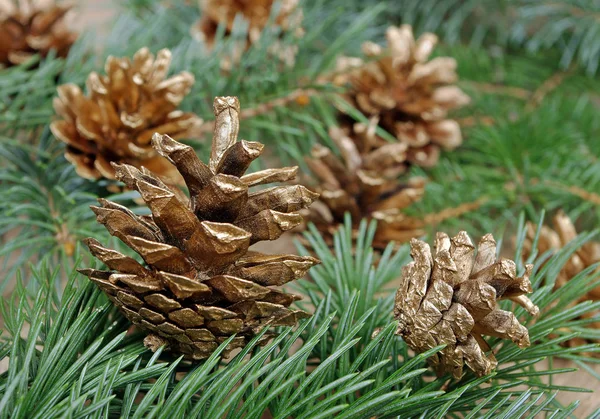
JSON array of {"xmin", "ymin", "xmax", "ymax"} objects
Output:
[
  {"xmin": 393, "ymin": 231, "xmax": 538, "ymax": 378},
  {"xmin": 80, "ymin": 96, "xmax": 320, "ymax": 360},
  {"xmin": 335, "ymin": 25, "xmax": 470, "ymax": 169},
  {"xmin": 0, "ymin": 0, "xmax": 77, "ymax": 67},
  {"xmin": 51, "ymin": 47, "xmax": 203, "ymax": 184},
  {"xmin": 523, "ymin": 211, "xmax": 600, "ymax": 348}
]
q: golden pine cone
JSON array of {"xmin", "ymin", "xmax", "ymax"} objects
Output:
[
  {"xmin": 80, "ymin": 96, "xmax": 320, "ymax": 360},
  {"xmin": 336, "ymin": 25, "xmax": 470, "ymax": 168},
  {"xmin": 394, "ymin": 231, "xmax": 539, "ymax": 378},
  {"xmin": 304, "ymin": 125, "xmax": 426, "ymax": 249},
  {"xmin": 524, "ymin": 211, "xmax": 600, "ymax": 345},
  {"xmin": 0, "ymin": 0, "xmax": 76, "ymax": 67},
  {"xmin": 196, "ymin": 0, "xmax": 302, "ymax": 46},
  {"xmin": 193, "ymin": 0, "xmax": 303, "ymax": 69},
  {"xmin": 50, "ymin": 47, "xmax": 203, "ymax": 183}
]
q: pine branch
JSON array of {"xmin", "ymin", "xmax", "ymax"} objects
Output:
[
  {"xmin": 418, "ymin": 72, "xmax": 600, "ymax": 233},
  {"xmin": 2, "ymin": 211, "xmax": 599, "ymax": 417},
  {"xmin": 1, "ymin": 1, "xmax": 599, "ymax": 416},
  {"xmin": 399, "ymin": 0, "xmax": 600, "ymax": 75},
  {"xmin": 0, "ymin": 264, "xmax": 170, "ymax": 419},
  {"xmin": 0, "ymin": 128, "xmax": 106, "ymax": 286},
  {"xmin": 420, "ymin": 196, "xmax": 491, "ymax": 226}
]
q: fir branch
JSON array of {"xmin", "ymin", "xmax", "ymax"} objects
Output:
[{"xmin": 0, "ymin": 128, "xmax": 105, "ymax": 285}]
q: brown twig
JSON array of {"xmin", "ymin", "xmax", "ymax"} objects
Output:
[
  {"xmin": 461, "ymin": 81, "xmax": 531, "ymax": 100},
  {"xmin": 458, "ymin": 115, "xmax": 496, "ymax": 128},
  {"xmin": 546, "ymin": 2, "xmax": 600, "ymax": 21},
  {"xmin": 525, "ymin": 65, "xmax": 575, "ymax": 112},
  {"xmin": 195, "ymin": 88, "xmax": 320, "ymax": 135},
  {"xmin": 545, "ymin": 181, "xmax": 600, "ymax": 206},
  {"xmin": 421, "ymin": 196, "xmax": 491, "ymax": 226},
  {"xmin": 47, "ymin": 188, "xmax": 75, "ymax": 256},
  {"xmin": 462, "ymin": 64, "xmax": 574, "ymax": 127}
]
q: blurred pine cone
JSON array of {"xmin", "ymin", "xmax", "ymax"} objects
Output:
[
  {"xmin": 0, "ymin": 0, "xmax": 76, "ymax": 67},
  {"xmin": 394, "ymin": 231, "xmax": 539, "ymax": 378},
  {"xmin": 81, "ymin": 96, "xmax": 320, "ymax": 360},
  {"xmin": 193, "ymin": 0, "xmax": 303, "ymax": 68},
  {"xmin": 524, "ymin": 211, "xmax": 600, "ymax": 346},
  {"xmin": 336, "ymin": 25, "xmax": 470, "ymax": 168},
  {"xmin": 303, "ymin": 125, "xmax": 426, "ymax": 249},
  {"xmin": 51, "ymin": 47, "xmax": 202, "ymax": 183}
]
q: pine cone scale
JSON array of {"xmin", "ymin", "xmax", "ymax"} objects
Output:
[{"xmin": 152, "ymin": 134, "xmax": 213, "ymax": 194}]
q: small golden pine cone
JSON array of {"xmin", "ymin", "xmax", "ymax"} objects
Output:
[
  {"xmin": 303, "ymin": 124, "xmax": 426, "ymax": 250},
  {"xmin": 0, "ymin": 0, "xmax": 77, "ymax": 67},
  {"xmin": 80, "ymin": 96, "xmax": 320, "ymax": 360},
  {"xmin": 523, "ymin": 211, "xmax": 600, "ymax": 339},
  {"xmin": 394, "ymin": 231, "xmax": 539, "ymax": 378},
  {"xmin": 192, "ymin": 0, "xmax": 303, "ymax": 69},
  {"xmin": 336, "ymin": 25, "xmax": 470, "ymax": 168},
  {"xmin": 50, "ymin": 47, "xmax": 203, "ymax": 184},
  {"xmin": 195, "ymin": 0, "xmax": 303, "ymax": 46}
]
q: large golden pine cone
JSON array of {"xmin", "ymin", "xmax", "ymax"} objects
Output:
[
  {"xmin": 524, "ymin": 211, "xmax": 600, "ymax": 346},
  {"xmin": 394, "ymin": 231, "xmax": 539, "ymax": 378},
  {"xmin": 336, "ymin": 25, "xmax": 470, "ymax": 168},
  {"xmin": 80, "ymin": 96, "xmax": 320, "ymax": 360},
  {"xmin": 50, "ymin": 47, "xmax": 203, "ymax": 183},
  {"xmin": 303, "ymin": 125, "xmax": 426, "ymax": 249},
  {"xmin": 0, "ymin": 0, "xmax": 76, "ymax": 67}
]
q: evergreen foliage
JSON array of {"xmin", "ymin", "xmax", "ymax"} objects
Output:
[
  {"xmin": 399, "ymin": 0, "xmax": 600, "ymax": 75},
  {"xmin": 1, "ymin": 217, "xmax": 599, "ymax": 417},
  {"xmin": 1, "ymin": 0, "xmax": 599, "ymax": 416}
]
